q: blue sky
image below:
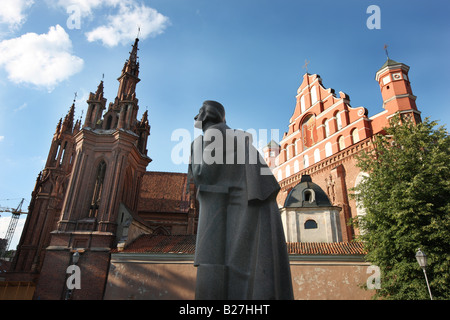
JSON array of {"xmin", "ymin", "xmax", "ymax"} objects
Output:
[{"xmin": 0, "ymin": 0, "xmax": 449, "ymax": 248}]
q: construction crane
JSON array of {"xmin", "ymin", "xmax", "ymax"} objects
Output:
[{"xmin": 0, "ymin": 198, "xmax": 27, "ymax": 257}]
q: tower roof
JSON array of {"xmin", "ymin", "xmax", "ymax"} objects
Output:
[
  {"xmin": 284, "ymin": 175, "xmax": 332, "ymax": 208},
  {"xmin": 379, "ymin": 58, "xmax": 400, "ymax": 69},
  {"xmin": 375, "ymin": 57, "xmax": 410, "ymax": 81},
  {"xmin": 264, "ymin": 139, "xmax": 280, "ymax": 149}
]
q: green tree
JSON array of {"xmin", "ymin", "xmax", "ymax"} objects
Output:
[{"xmin": 352, "ymin": 116, "xmax": 450, "ymax": 300}]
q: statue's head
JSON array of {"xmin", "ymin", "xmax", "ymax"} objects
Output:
[{"xmin": 194, "ymin": 100, "xmax": 226, "ymax": 130}]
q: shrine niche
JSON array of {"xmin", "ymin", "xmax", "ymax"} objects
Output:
[{"xmin": 301, "ymin": 114, "xmax": 318, "ymax": 148}]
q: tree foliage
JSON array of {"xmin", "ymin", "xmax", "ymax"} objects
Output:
[{"xmin": 351, "ymin": 116, "xmax": 450, "ymax": 300}]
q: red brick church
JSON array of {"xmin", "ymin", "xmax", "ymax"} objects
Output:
[{"xmin": 2, "ymin": 37, "xmax": 421, "ymax": 300}]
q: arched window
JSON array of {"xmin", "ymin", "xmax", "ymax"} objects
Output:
[
  {"xmin": 293, "ymin": 139, "xmax": 298, "ymax": 156},
  {"xmin": 105, "ymin": 115, "xmax": 113, "ymax": 130},
  {"xmin": 294, "ymin": 160, "xmax": 300, "ymax": 173},
  {"xmin": 300, "ymin": 95, "xmax": 306, "ymax": 113},
  {"xmin": 54, "ymin": 143, "xmax": 61, "ymax": 161},
  {"xmin": 314, "ymin": 148, "xmax": 320, "ymax": 163},
  {"xmin": 325, "ymin": 142, "xmax": 332, "ymax": 157},
  {"xmin": 351, "ymin": 128, "xmax": 360, "ymax": 144},
  {"xmin": 324, "ymin": 118, "xmax": 330, "ymax": 137},
  {"xmin": 277, "ymin": 170, "xmax": 283, "ymax": 181},
  {"xmin": 336, "ymin": 111, "xmax": 343, "ymax": 130},
  {"xmin": 303, "ymin": 155, "xmax": 309, "ymax": 168},
  {"xmin": 285, "ymin": 165, "xmax": 291, "ymax": 177},
  {"xmin": 89, "ymin": 160, "xmax": 107, "ymax": 218},
  {"xmin": 59, "ymin": 141, "xmax": 67, "ymax": 166},
  {"xmin": 283, "ymin": 144, "xmax": 288, "ymax": 162},
  {"xmin": 303, "ymin": 189, "xmax": 315, "ymax": 202},
  {"xmin": 301, "ymin": 114, "xmax": 317, "ymax": 149},
  {"xmin": 304, "ymin": 219, "xmax": 318, "ymax": 229},
  {"xmin": 311, "ymin": 86, "xmax": 318, "ymax": 104},
  {"xmin": 338, "ymin": 136, "xmax": 345, "ymax": 151}
]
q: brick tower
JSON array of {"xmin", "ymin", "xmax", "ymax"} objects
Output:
[
  {"xmin": 9, "ymin": 102, "xmax": 80, "ymax": 279},
  {"xmin": 375, "ymin": 58, "xmax": 422, "ymax": 124},
  {"xmin": 33, "ymin": 37, "xmax": 151, "ymax": 300}
]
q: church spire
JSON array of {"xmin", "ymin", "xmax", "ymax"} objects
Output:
[
  {"xmin": 116, "ymin": 37, "xmax": 141, "ymax": 101},
  {"xmin": 61, "ymin": 102, "xmax": 75, "ymax": 133},
  {"xmin": 84, "ymin": 79, "xmax": 107, "ymax": 129},
  {"xmin": 128, "ymin": 37, "xmax": 139, "ymax": 75},
  {"xmin": 95, "ymin": 80, "xmax": 104, "ymax": 99}
]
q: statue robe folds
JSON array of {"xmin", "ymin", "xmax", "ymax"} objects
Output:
[{"xmin": 188, "ymin": 122, "xmax": 294, "ymax": 300}]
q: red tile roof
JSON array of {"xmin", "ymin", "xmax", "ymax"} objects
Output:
[
  {"xmin": 116, "ymin": 234, "xmax": 366, "ymax": 256},
  {"xmin": 118, "ymin": 234, "xmax": 196, "ymax": 254},
  {"xmin": 137, "ymin": 172, "xmax": 189, "ymax": 214},
  {"xmin": 286, "ymin": 241, "xmax": 367, "ymax": 255}
]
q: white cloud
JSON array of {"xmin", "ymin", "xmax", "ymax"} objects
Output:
[
  {"xmin": 0, "ymin": 136, "xmax": 4, "ymax": 142},
  {"xmin": 0, "ymin": 0, "xmax": 34, "ymax": 31},
  {"xmin": 14, "ymin": 103, "xmax": 27, "ymax": 112},
  {"xmin": 0, "ymin": 25, "xmax": 84, "ymax": 91},
  {"xmin": 53, "ymin": 0, "xmax": 121, "ymax": 17},
  {"xmin": 85, "ymin": 1, "xmax": 170, "ymax": 47}
]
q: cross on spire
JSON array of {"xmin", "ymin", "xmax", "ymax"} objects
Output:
[
  {"xmin": 73, "ymin": 92, "xmax": 78, "ymax": 103},
  {"xmin": 137, "ymin": 26, "xmax": 141, "ymax": 39},
  {"xmin": 303, "ymin": 59, "xmax": 310, "ymax": 73}
]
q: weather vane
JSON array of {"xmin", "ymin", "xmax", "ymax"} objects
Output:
[
  {"xmin": 384, "ymin": 44, "xmax": 389, "ymax": 59},
  {"xmin": 73, "ymin": 92, "xmax": 77, "ymax": 103},
  {"xmin": 137, "ymin": 26, "xmax": 141, "ymax": 39},
  {"xmin": 303, "ymin": 59, "xmax": 310, "ymax": 73}
]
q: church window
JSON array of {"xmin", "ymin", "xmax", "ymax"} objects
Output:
[
  {"xmin": 305, "ymin": 191, "xmax": 311, "ymax": 202},
  {"xmin": 300, "ymin": 95, "xmax": 306, "ymax": 113},
  {"xmin": 302, "ymin": 114, "xmax": 317, "ymax": 149},
  {"xmin": 304, "ymin": 219, "xmax": 318, "ymax": 229},
  {"xmin": 59, "ymin": 142, "xmax": 67, "ymax": 166},
  {"xmin": 89, "ymin": 161, "xmax": 107, "ymax": 218},
  {"xmin": 338, "ymin": 136, "xmax": 345, "ymax": 151},
  {"xmin": 105, "ymin": 115, "xmax": 113, "ymax": 130},
  {"xmin": 303, "ymin": 189, "xmax": 315, "ymax": 202},
  {"xmin": 303, "ymin": 155, "xmax": 309, "ymax": 168},
  {"xmin": 325, "ymin": 142, "xmax": 332, "ymax": 157},
  {"xmin": 351, "ymin": 128, "xmax": 360, "ymax": 144},
  {"xmin": 294, "ymin": 160, "xmax": 300, "ymax": 173},
  {"xmin": 311, "ymin": 86, "xmax": 318, "ymax": 104},
  {"xmin": 314, "ymin": 148, "xmax": 320, "ymax": 163},
  {"xmin": 54, "ymin": 143, "xmax": 61, "ymax": 161},
  {"xmin": 324, "ymin": 119, "xmax": 330, "ymax": 137},
  {"xmin": 336, "ymin": 111, "xmax": 343, "ymax": 130}
]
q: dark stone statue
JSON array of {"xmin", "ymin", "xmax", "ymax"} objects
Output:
[{"xmin": 188, "ymin": 100, "xmax": 294, "ymax": 300}]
